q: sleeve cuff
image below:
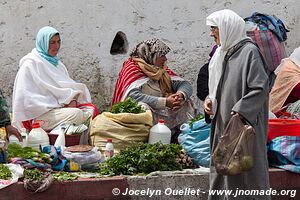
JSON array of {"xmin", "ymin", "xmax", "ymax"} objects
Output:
[
  {"xmin": 178, "ymin": 91, "xmax": 187, "ymax": 100},
  {"xmin": 156, "ymin": 97, "xmax": 166, "ymax": 110}
]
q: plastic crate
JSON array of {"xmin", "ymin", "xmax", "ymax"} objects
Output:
[{"xmin": 268, "ymin": 119, "xmax": 300, "ymax": 142}]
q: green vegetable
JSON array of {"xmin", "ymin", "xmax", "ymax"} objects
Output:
[
  {"xmin": 24, "ymin": 168, "xmax": 44, "ymax": 182},
  {"xmin": 0, "ymin": 164, "xmax": 12, "ymax": 180},
  {"xmin": 53, "ymin": 172, "xmax": 78, "ymax": 182},
  {"xmin": 99, "ymin": 143, "xmax": 182, "ymax": 176},
  {"xmin": 188, "ymin": 113, "xmax": 205, "ymax": 126},
  {"xmin": 111, "ymin": 97, "xmax": 145, "ymax": 114},
  {"xmin": 7, "ymin": 143, "xmax": 52, "ymax": 163}
]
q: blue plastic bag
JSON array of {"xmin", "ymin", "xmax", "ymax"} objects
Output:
[{"xmin": 178, "ymin": 119, "xmax": 210, "ymax": 167}]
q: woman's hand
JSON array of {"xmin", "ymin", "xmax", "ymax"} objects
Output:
[
  {"xmin": 204, "ymin": 97, "xmax": 214, "ymax": 115},
  {"xmin": 5, "ymin": 125, "xmax": 22, "ymax": 142},
  {"xmin": 166, "ymin": 94, "xmax": 178, "ymax": 109},
  {"xmin": 166, "ymin": 93, "xmax": 185, "ymax": 111},
  {"xmin": 172, "ymin": 92, "xmax": 185, "ymax": 111}
]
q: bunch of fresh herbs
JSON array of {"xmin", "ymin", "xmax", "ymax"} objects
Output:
[
  {"xmin": 8, "ymin": 143, "xmax": 51, "ymax": 163},
  {"xmin": 0, "ymin": 164, "xmax": 12, "ymax": 180},
  {"xmin": 53, "ymin": 172, "xmax": 78, "ymax": 182},
  {"xmin": 24, "ymin": 168, "xmax": 45, "ymax": 182},
  {"xmin": 111, "ymin": 97, "xmax": 145, "ymax": 114},
  {"xmin": 188, "ymin": 113, "xmax": 205, "ymax": 126},
  {"xmin": 100, "ymin": 143, "xmax": 182, "ymax": 176}
]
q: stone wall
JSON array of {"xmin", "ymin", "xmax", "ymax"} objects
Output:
[{"xmin": 0, "ymin": 0, "xmax": 299, "ymax": 110}]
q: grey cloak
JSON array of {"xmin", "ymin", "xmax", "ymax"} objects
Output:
[{"xmin": 209, "ymin": 40, "xmax": 271, "ymax": 200}]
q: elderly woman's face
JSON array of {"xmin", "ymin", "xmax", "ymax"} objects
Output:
[
  {"xmin": 154, "ymin": 55, "xmax": 167, "ymax": 67},
  {"xmin": 210, "ymin": 26, "xmax": 220, "ymax": 45},
  {"xmin": 48, "ymin": 35, "xmax": 61, "ymax": 57}
]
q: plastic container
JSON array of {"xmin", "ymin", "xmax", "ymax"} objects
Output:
[
  {"xmin": 20, "ymin": 128, "xmax": 28, "ymax": 147},
  {"xmin": 148, "ymin": 119, "xmax": 171, "ymax": 144},
  {"xmin": 54, "ymin": 128, "xmax": 66, "ymax": 147},
  {"xmin": 27, "ymin": 121, "xmax": 50, "ymax": 150},
  {"xmin": 104, "ymin": 138, "xmax": 114, "ymax": 160},
  {"xmin": 268, "ymin": 119, "xmax": 300, "ymax": 142},
  {"xmin": 8, "ymin": 135, "xmax": 20, "ymax": 144}
]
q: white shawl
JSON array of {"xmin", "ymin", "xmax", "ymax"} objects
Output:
[
  {"xmin": 206, "ymin": 9, "xmax": 248, "ymax": 115},
  {"xmin": 275, "ymin": 46, "xmax": 300, "ymax": 75},
  {"xmin": 12, "ymin": 48, "xmax": 91, "ymax": 129}
]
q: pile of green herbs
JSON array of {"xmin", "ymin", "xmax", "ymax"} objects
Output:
[
  {"xmin": 100, "ymin": 143, "xmax": 182, "ymax": 176},
  {"xmin": 8, "ymin": 143, "xmax": 52, "ymax": 163},
  {"xmin": 24, "ymin": 168, "xmax": 45, "ymax": 182},
  {"xmin": 188, "ymin": 113, "xmax": 205, "ymax": 126},
  {"xmin": 53, "ymin": 172, "xmax": 78, "ymax": 182},
  {"xmin": 111, "ymin": 97, "xmax": 145, "ymax": 114},
  {"xmin": 0, "ymin": 164, "xmax": 12, "ymax": 180}
]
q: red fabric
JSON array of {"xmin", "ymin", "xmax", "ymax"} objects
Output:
[
  {"xmin": 283, "ymin": 82, "xmax": 300, "ymax": 106},
  {"xmin": 77, "ymin": 103, "xmax": 99, "ymax": 119},
  {"xmin": 111, "ymin": 58, "xmax": 177, "ymax": 106},
  {"xmin": 22, "ymin": 120, "xmax": 33, "ymax": 131}
]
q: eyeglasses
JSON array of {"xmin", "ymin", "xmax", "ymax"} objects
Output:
[{"xmin": 210, "ymin": 26, "xmax": 218, "ymax": 32}]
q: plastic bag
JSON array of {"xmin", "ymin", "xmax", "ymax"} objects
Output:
[
  {"xmin": 0, "ymin": 164, "xmax": 24, "ymax": 190},
  {"xmin": 62, "ymin": 147, "xmax": 102, "ymax": 165},
  {"xmin": 178, "ymin": 119, "xmax": 210, "ymax": 167},
  {"xmin": 212, "ymin": 114, "xmax": 255, "ymax": 175}
]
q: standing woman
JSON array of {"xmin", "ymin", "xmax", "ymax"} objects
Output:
[
  {"xmin": 12, "ymin": 26, "xmax": 96, "ymax": 131},
  {"xmin": 204, "ymin": 10, "xmax": 270, "ymax": 200}
]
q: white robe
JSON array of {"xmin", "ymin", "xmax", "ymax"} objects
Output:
[{"xmin": 12, "ymin": 48, "xmax": 91, "ymax": 129}]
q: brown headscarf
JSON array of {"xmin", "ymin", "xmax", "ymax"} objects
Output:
[{"xmin": 130, "ymin": 38, "xmax": 173, "ymax": 96}]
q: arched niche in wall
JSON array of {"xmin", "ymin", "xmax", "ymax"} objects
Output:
[{"xmin": 110, "ymin": 31, "xmax": 128, "ymax": 55}]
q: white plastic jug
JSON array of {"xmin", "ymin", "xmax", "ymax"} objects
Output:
[
  {"xmin": 27, "ymin": 121, "xmax": 50, "ymax": 150},
  {"xmin": 54, "ymin": 128, "xmax": 66, "ymax": 148},
  {"xmin": 148, "ymin": 119, "xmax": 171, "ymax": 144}
]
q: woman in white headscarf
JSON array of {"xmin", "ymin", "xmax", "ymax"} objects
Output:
[
  {"xmin": 204, "ymin": 10, "xmax": 270, "ymax": 200},
  {"xmin": 269, "ymin": 47, "xmax": 300, "ymax": 113},
  {"xmin": 12, "ymin": 26, "xmax": 97, "ymax": 132}
]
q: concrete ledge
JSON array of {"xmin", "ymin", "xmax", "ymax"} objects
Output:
[
  {"xmin": 0, "ymin": 176, "xmax": 129, "ymax": 200},
  {"xmin": 0, "ymin": 168, "xmax": 299, "ymax": 200}
]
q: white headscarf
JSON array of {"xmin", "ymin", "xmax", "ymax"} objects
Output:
[
  {"xmin": 206, "ymin": 9, "xmax": 248, "ymax": 115},
  {"xmin": 275, "ymin": 46, "xmax": 300, "ymax": 75}
]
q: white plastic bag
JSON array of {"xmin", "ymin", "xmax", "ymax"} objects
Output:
[
  {"xmin": 0, "ymin": 164, "xmax": 24, "ymax": 190},
  {"xmin": 62, "ymin": 147, "xmax": 102, "ymax": 165}
]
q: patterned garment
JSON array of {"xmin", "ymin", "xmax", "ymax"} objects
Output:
[
  {"xmin": 130, "ymin": 38, "xmax": 171, "ymax": 65},
  {"xmin": 111, "ymin": 58, "xmax": 176, "ymax": 106},
  {"xmin": 0, "ymin": 90, "xmax": 10, "ymax": 127},
  {"xmin": 268, "ymin": 136, "xmax": 300, "ymax": 173}
]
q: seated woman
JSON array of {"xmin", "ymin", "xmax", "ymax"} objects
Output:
[
  {"xmin": 269, "ymin": 46, "xmax": 300, "ymax": 113},
  {"xmin": 12, "ymin": 26, "xmax": 97, "ymax": 132},
  {"xmin": 111, "ymin": 38, "xmax": 196, "ymax": 142}
]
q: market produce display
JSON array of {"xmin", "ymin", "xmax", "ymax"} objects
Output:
[
  {"xmin": 188, "ymin": 113, "xmax": 205, "ymax": 126},
  {"xmin": 111, "ymin": 97, "xmax": 145, "ymax": 114},
  {"xmin": 100, "ymin": 143, "xmax": 183, "ymax": 176},
  {"xmin": 23, "ymin": 168, "xmax": 53, "ymax": 193},
  {"xmin": 52, "ymin": 172, "xmax": 78, "ymax": 182},
  {"xmin": 0, "ymin": 164, "xmax": 12, "ymax": 180},
  {"xmin": 8, "ymin": 143, "xmax": 52, "ymax": 163}
]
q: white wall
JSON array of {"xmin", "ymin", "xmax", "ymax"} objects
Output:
[{"xmin": 1, "ymin": 0, "xmax": 299, "ymax": 110}]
